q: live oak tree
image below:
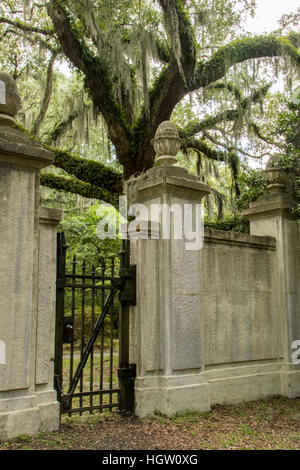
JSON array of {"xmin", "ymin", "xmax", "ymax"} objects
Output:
[{"xmin": 0, "ymin": 0, "xmax": 299, "ymax": 209}]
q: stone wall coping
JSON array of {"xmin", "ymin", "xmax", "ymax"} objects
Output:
[
  {"xmin": 138, "ymin": 166, "xmax": 210, "ymax": 197},
  {"xmin": 39, "ymin": 206, "xmax": 63, "ymax": 226},
  {"xmin": 0, "ymin": 126, "xmax": 54, "ymax": 169},
  {"xmin": 204, "ymin": 227, "xmax": 276, "ymax": 250},
  {"xmin": 243, "ymin": 193, "xmax": 298, "ymax": 220}
]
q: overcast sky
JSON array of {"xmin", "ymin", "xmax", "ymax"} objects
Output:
[{"xmin": 244, "ymin": 0, "xmax": 299, "ymax": 33}]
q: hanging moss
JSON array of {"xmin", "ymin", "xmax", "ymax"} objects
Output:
[
  {"xmin": 191, "ymin": 35, "xmax": 300, "ymax": 90},
  {"xmin": 228, "ymin": 152, "xmax": 240, "ymax": 197},
  {"xmin": 179, "ymin": 110, "xmax": 239, "ymax": 139},
  {"xmin": 52, "ymin": 0, "xmax": 133, "ymax": 144},
  {"xmin": 164, "ymin": 0, "xmax": 185, "ymax": 81},
  {"xmin": 208, "ymin": 82, "xmax": 242, "ymax": 101},
  {"xmin": 236, "ymin": 169, "xmax": 267, "ymax": 211}
]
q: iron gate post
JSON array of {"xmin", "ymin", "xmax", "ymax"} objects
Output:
[
  {"xmin": 118, "ymin": 239, "xmax": 136, "ymax": 414},
  {"xmin": 54, "ymin": 232, "xmax": 67, "ymax": 408}
]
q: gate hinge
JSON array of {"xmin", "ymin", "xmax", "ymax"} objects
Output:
[
  {"xmin": 119, "ymin": 265, "xmax": 136, "ymax": 305},
  {"xmin": 118, "ymin": 364, "xmax": 136, "ymax": 379},
  {"xmin": 60, "ymin": 393, "xmax": 72, "ymax": 412}
]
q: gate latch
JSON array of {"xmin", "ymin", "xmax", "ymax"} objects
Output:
[
  {"xmin": 119, "ymin": 265, "xmax": 136, "ymax": 305},
  {"xmin": 63, "ymin": 317, "xmax": 74, "ymax": 344}
]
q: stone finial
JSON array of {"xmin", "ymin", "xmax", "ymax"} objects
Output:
[
  {"xmin": 265, "ymin": 156, "xmax": 288, "ymax": 194},
  {"xmin": 151, "ymin": 121, "xmax": 182, "ymax": 166},
  {"xmin": 265, "ymin": 154, "xmax": 300, "ymax": 196},
  {"xmin": 0, "ymin": 72, "xmax": 21, "ymax": 127}
]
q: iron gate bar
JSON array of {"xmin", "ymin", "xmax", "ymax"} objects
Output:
[
  {"xmin": 69, "ymin": 403, "xmax": 119, "ymax": 414},
  {"xmin": 109, "ymin": 257, "xmax": 114, "ymax": 407},
  {"xmin": 79, "ymin": 260, "xmax": 85, "ymax": 413},
  {"xmin": 69, "ymin": 255, "xmax": 76, "ymax": 405},
  {"xmin": 90, "ymin": 264, "xmax": 95, "ymax": 412},
  {"xmin": 64, "ymin": 283, "xmax": 115, "ymax": 289},
  {"xmin": 65, "ymin": 286, "xmax": 118, "ymax": 400},
  {"xmin": 118, "ymin": 239, "xmax": 136, "ymax": 414},
  {"xmin": 65, "ymin": 274, "xmax": 117, "ymax": 280},
  {"xmin": 54, "ymin": 232, "xmax": 67, "ymax": 400},
  {"xmin": 72, "ymin": 388, "xmax": 118, "ymax": 397},
  {"xmin": 100, "ymin": 258, "xmax": 105, "ymax": 411}
]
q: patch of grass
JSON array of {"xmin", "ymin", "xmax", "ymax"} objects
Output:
[
  {"xmin": 61, "ymin": 409, "xmax": 111, "ymax": 426},
  {"xmin": 198, "ymin": 411, "xmax": 211, "ymax": 419},
  {"xmin": 240, "ymin": 425, "xmax": 259, "ymax": 436},
  {"xmin": 173, "ymin": 411, "xmax": 200, "ymax": 424},
  {"xmin": 153, "ymin": 409, "xmax": 166, "ymax": 417},
  {"xmin": 16, "ymin": 434, "xmax": 32, "ymax": 443}
]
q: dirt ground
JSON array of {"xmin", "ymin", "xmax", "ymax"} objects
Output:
[{"xmin": 1, "ymin": 397, "xmax": 299, "ymax": 451}]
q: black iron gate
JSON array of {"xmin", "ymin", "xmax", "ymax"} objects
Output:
[{"xmin": 54, "ymin": 233, "xmax": 136, "ymax": 416}]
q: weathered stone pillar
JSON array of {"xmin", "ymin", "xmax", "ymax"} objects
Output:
[
  {"xmin": 35, "ymin": 208, "xmax": 62, "ymax": 431},
  {"xmin": 243, "ymin": 161, "xmax": 300, "ymax": 398},
  {"xmin": 128, "ymin": 122, "xmax": 211, "ymax": 416},
  {"xmin": 0, "ymin": 72, "xmax": 60, "ymax": 439}
]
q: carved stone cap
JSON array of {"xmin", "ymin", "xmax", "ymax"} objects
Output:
[
  {"xmin": 265, "ymin": 154, "xmax": 300, "ymax": 195},
  {"xmin": 39, "ymin": 207, "xmax": 63, "ymax": 226},
  {"xmin": 151, "ymin": 121, "xmax": 182, "ymax": 166},
  {"xmin": 0, "ymin": 125, "xmax": 54, "ymax": 169},
  {"xmin": 266, "ymin": 154, "xmax": 281, "ymax": 169},
  {"xmin": 0, "ymin": 72, "xmax": 21, "ymax": 126},
  {"xmin": 0, "ymin": 73, "xmax": 54, "ymax": 168}
]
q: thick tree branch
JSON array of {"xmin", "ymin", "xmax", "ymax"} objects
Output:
[
  {"xmin": 249, "ymin": 122, "xmax": 285, "ymax": 148},
  {"xmin": 49, "ymin": 147, "xmax": 123, "ymax": 194},
  {"xmin": 208, "ymin": 83, "xmax": 271, "ymax": 107},
  {"xmin": 179, "ymin": 84, "xmax": 271, "ymax": 139},
  {"xmin": 158, "ymin": 0, "xmax": 196, "ymax": 79},
  {"xmin": 202, "ymin": 130, "xmax": 266, "ymax": 159},
  {"xmin": 1, "ymin": 26, "xmax": 61, "ymax": 54},
  {"xmin": 0, "ymin": 16, "xmax": 54, "ymax": 35},
  {"xmin": 190, "ymin": 35, "xmax": 300, "ymax": 90},
  {"xmin": 16, "ymin": 121, "xmax": 123, "ymax": 193},
  {"xmin": 184, "ymin": 138, "xmax": 228, "ymax": 162},
  {"xmin": 47, "ymin": 0, "xmax": 133, "ymax": 162},
  {"xmin": 132, "ymin": 0, "xmax": 197, "ymax": 172},
  {"xmin": 40, "ymin": 173, "xmax": 119, "ymax": 208},
  {"xmin": 207, "ymin": 82, "xmax": 242, "ymax": 102},
  {"xmin": 184, "ymin": 138, "xmax": 240, "ymax": 195},
  {"xmin": 179, "ymin": 110, "xmax": 239, "ymax": 139},
  {"xmin": 45, "ymin": 107, "xmax": 85, "ymax": 144},
  {"xmin": 155, "ymin": 37, "xmax": 170, "ymax": 63}
]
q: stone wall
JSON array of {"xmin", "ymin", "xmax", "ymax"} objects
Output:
[
  {"xmin": 201, "ymin": 228, "xmax": 284, "ymax": 405},
  {"xmin": 35, "ymin": 208, "xmax": 62, "ymax": 432},
  {"xmin": 202, "ymin": 228, "xmax": 278, "ymax": 366},
  {"xmin": 130, "ymin": 224, "xmax": 297, "ymax": 414},
  {"xmin": 0, "ymin": 72, "xmax": 61, "ymax": 439},
  {"xmin": 0, "ymin": 196, "xmax": 61, "ymax": 439},
  {"xmin": 128, "ymin": 123, "xmax": 300, "ymax": 416}
]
